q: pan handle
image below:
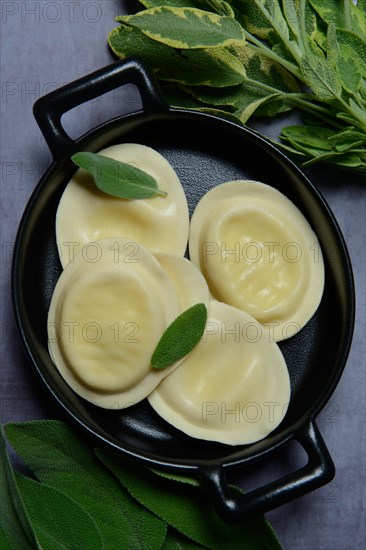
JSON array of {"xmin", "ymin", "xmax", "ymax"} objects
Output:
[
  {"xmin": 198, "ymin": 421, "xmax": 335, "ymax": 523},
  {"xmin": 33, "ymin": 57, "xmax": 169, "ymax": 159}
]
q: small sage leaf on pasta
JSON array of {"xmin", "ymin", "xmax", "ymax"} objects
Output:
[
  {"xmin": 71, "ymin": 152, "xmax": 167, "ymax": 199},
  {"xmin": 151, "ymin": 303, "xmax": 207, "ymax": 369}
]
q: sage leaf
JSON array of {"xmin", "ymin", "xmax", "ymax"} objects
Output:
[
  {"xmin": 236, "ymin": 0, "xmax": 274, "ymax": 39},
  {"xmin": 0, "ymin": 527, "xmax": 12, "ymax": 550},
  {"xmin": 71, "ymin": 152, "xmax": 167, "ymax": 199},
  {"xmin": 117, "ymin": 7, "xmax": 245, "ymax": 49},
  {"xmin": 309, "ymin": 0, "xmax": 365, "ymax": 38},
  {"xmin": 335, "ymin": 29, "xmax": 366, "ymax": 78},
  {"xmin": 281, "ymin": 125, "xmax": 335, "ymax": 151},
  {"xmin": 309, "ymin": 0, "xmax": 347, "ymax": 28},
  {"xmin": 15, "ymin": 474, "xmax": 103, "ymax": 550},
  {"xmin": 108, "ymin": 25, "xmax": 246, "ymax": 87},
  {"xmin": 237, "ymin": 93, "xmax": 282, "ymax": 123},
  {"xmin": 162, "ymin": 530, "xmax": 206, "ymax": 549},
  {"xmin": 151, "ymin": 469, "xmax": 200, "ymax": 487},
  {"xmin": 151, "ymin": 303, "xmax": 207, "ymax": 369},
  {"xmin": 300, "ymin": 53, "xmax": 342, "ymax": 99},
  {"xmin": 185, "ymin": 82, "xmax": 288, "ymax": 121},
  {"xmin": 161, "ymin": 84, "xmax": 243, "ymax": 123},
  {"xmin": 327, "ymin": 24, "xmax": 362, "ymax": 94},
  {"xmin": 109, "ymin": 0, "xmax": 366, "ymax": 173},
  {"xmin": 5, "ymin": 421, "xmax": 167, "ymax": 550},
  {"xmin": 231, "ymin": 43, "xmax": 301, "ymax": 93},
  {"xmin": 139, "ymin": 0, "xmax": 201, "ymax": 7},
  {"xmin": 204, "ymin": 0, "xmax": 234, "ymax": 18},
  {"xmin": 282, "ymin": 0, "xmax": 301, "ymax": 40},
  {"xmin": 0, "ymin": 425, "xmax": 39, "ymax": 550},
  {"xmin": 96, "ymin": 450, "xmax": 282, "ymax": 550}
]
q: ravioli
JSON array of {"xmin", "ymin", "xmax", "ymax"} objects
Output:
[
  {"xmin": 148, "ymin": 300, "xmax": 290, "ymax": 445},
  {"xmin": 154, "ymin": 253, "xmax": 210, "ymax": 312},
  {"xmin": 56, "ymin": 143, "xmax": 189, "ymax": 268},
  {"xmin": 189, "ymin": 181, "xmax": 324, "ymax": 341},
  {"xmin": 48, "ymin": 238, "xmax": 183, "ymax": 409},
  {"xmin": 48, "ymin": 239, "xmax": 210, "ymax": 409}
]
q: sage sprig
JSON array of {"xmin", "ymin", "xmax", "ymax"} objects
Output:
[
  {"xmin": 109, "ymin": 0, "xmax": 366, "ymax": 174},
  {"xmin": 2, "ymin": 420, "xmax": 283, "ymax": 549},
  {"xmin": 72, "ymin": 152, "xmax": 167, "ymax": 199},
  {"xmin": 151, "ymin": 303, "xmax": 208, "ymax": 369}
]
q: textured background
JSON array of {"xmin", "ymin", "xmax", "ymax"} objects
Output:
[{"xmin": 1, "ymin": 2, "xmax": 365, "ymax": 549}]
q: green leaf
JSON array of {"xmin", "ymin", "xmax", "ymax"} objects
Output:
[
  {"xmin": 281, "ymin": 0, "xmax": 301, "ymax": 40},
  {"xmin": 327, "ymin": 24, "xmax": 362, "ymax": 94},
  {"xmin": 96, "ymin": 450, "xmax": 283, "ymax": 550},
  {"xmin": 281, "ymin": 125, "xmax": 335, "ymax": 151},
  {"xmin": 15, "ymin": 473, "xmax": 104, "ymax": 550},
  {"xmin": 230, "ymin": 43, "xmax": 301, "ymax": 93},
  {"xmin": 139, "ymin": 0, "xmax": 202, "ymax": 7},
  {"xmin": 162, "ymin": 529, "xmax": 206, "ymax": 549},
  {"xmin": 234, "ymin": 0, "xmax": 275, "ymax": 39},
  {"xmin": 300, "ymin": 52, "xmax": 342, "ymax": 99},
  {"xmin": 72, "ymin": 151, "xmax": 167, "ymax": 199},
  {"xmin": 151, "ymin": 303, "xmax": 207, "ymax": 369},
  {"xmin": 335, "ymin": 28, "xmax": 366, "ymax": 78},
  {"xmin": 349, "ymin": 98, "xmax": 366, "ymax": 127},
  {"xmin": 0, "ymin": 425, "xmax": 40, "ymax": 550},
  {"xmin": 309, "ymin": 0, "xmax": 365, "ymax": 38},
  {"xmin": 151, "ymin": 469, "xmax": 200, "ymax": 486},
  {"xmin": 326, "ymin": 152, "xmax": 366, "ymax": 168},
  {"xmin": 0, "ymin": 527, "xmax": 12, "ymax": 550},
  {"xmin": 309, "ymin": 0, "xmax": 347, "ymax": 28},
  {"xmin": 5, "ymin": 421, "xmax": 167, "ymax": 550},
  {"xmin": 204, "ymin": 0, "xmax": 235, "ymax": 17},
  {"xmin": 236, "ymin": 93, "xmax": 282, "ymax": 123},
  {"xmin": 108, "ymin": 25, "xmax": 246, "ymax": 87},
  {"xmin": 327, "ymin": 128, "xmax": 366, "ymax": 145},
  {"xmin": 117, "ymin": 7, "xmax": 246, "ymax": 49}
]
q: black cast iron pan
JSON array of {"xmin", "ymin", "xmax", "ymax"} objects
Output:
[{"xmin": 12, "ymin": 57, "xmax": 355, "ymax": 523}]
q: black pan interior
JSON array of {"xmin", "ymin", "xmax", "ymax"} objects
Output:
[{"xmin": 13, "ymin": 111, "xmax": 354, "ymax": 469}]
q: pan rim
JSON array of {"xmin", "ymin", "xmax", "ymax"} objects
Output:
[{"xmin": 11, "ymin": 107, "xmax": 355, "ymax": 471}]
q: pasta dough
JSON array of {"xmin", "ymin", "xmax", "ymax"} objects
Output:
[
  {"xmin": 189, "ymin": 181, "xmax": 324, "ymax": 341},
  {"xmin": 48, "ymin": 239, "xmax": 209, "ymax": 409},
  {"xmin": 148, "ymin": 300, "xmax": 290, "ymax": 445},
  {"xmin": 56, "ymin": 143, "xmax": 189, "ymax": 268},
  {"xmin": 48, "ymin": 238, "xmax": 182, "ymax": 408}
]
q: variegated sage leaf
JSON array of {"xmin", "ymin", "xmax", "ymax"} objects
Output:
[
  {"xmin": 138, "ymin": 0, "xmax": 201, "ymax": 7},
  {"xmin": 138, "ymin": 0, "xmax": 233, "ymax": 15},
  {"xmin": 236, "ymin": 93, "xmax": 281, "ymax": 123},
  {"xmin": 204, "ymin": 0, "xmax": 235, "ymax": 17},
  {"xmin": 185, "ymin": 83, "xmax": 287, "ymax": 122},
  {"xmin": 117, "ymin": 7, "xmax": 245, "ymax": 49},
  {"xmin": 230, "ymin": 44, "xmax": 300, "ymax": 92},
  {"xmin": 109, "ymin": 25, "xmax": 246, "ymax": 87},
  {"xmin": 232, "ymin": 0, "xmax": 274, "ymax": 39},
  {"xmin": 161, "ymin": 84, "xmax": 243, "ymax": 123}
]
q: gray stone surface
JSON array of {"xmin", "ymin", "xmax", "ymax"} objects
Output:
[{"xmin": 1, "ymin": 2, "xmax": 365, "ymax": 549}]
